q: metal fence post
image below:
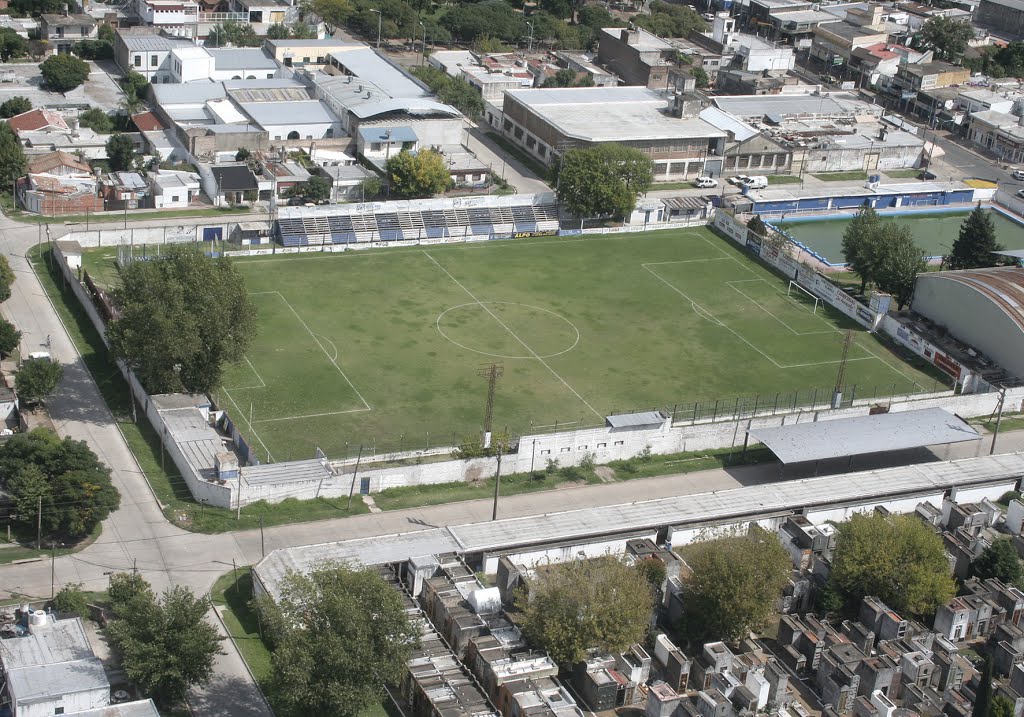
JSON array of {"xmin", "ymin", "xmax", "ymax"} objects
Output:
[
  {"xmin": 811, "ymin": 388, "xmax": 818, "ymax": 410},
  {"xmin": 712, "ymin": 400, "xmax": 719, "ymax": 421},
  {"xmin": 773, "ymin": 393, "xmax": 779, "ymax": 414}
]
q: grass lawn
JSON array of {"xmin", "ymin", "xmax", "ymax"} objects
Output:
[
  {"xmin": 0, "ymin": 523, "xmax": 101, "ymax": 566},
  {"xmin": 211, "ymin": 567, "xmax": 392, "ymax": 717},
  {"xmin": 71, "ymin": 227, "xmax": 942, "ymax": 461},
  {"xmin": 10, "ymin": 206, "xmax": 250, "ymax": 225},
  {"xmin": 485, "ymin": 132, "xmax": 550, "ymax": 181},
  {"xmin": 884, "ymin": 170, "xmax": 922, "ymax": 179},
  {"xmin": 812, "ymin": 171, "xmax": 868, "ymax": 182},
  {"xmin": 31, "ymin": 245, "xmax": 369, "ymax": 533},
  {"xmin": 653, "ymin": 181, "xmax": 700, "ymax": 190},
  {"xmin": 767, "ymin": 175, "xmax": 803, "ymax": 185}
]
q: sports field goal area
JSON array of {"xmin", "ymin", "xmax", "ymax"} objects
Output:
[
  {"xmin": 85, "ymin": 227, "xmax": 946, "ymax": 461},
  {"xmin": 787, "ymin": 281, "xmax": 822, "ymax": 314}
]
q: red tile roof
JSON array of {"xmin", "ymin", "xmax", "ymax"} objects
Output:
[
  {"xmin": 27, "ymin": 151, "xmax": 92, "ymax": 175},
  {"xmin": 6, "ymin": 108, "xmax": 69, "ymax": 134},
  {"xmin": 131, "ymin": 111, "xmax": 166, "ymax": 132}
]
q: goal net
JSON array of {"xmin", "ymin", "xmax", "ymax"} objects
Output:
[{"xmin": 786, "ymin": 281, "xmax": 822, "ymax": 314}]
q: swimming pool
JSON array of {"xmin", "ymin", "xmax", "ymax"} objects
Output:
[{"xmin": 776, "ymin": 208, "xmax": 1024, "ymax": 266}]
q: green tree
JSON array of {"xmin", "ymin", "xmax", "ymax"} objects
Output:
[
  {"xmin": 631, "ymin": 1, "xmax": 705, "ymax": 38},
  {"xmin": 542, "ymin": 68, "xmax": 581, "ymax": 87},
  {"xmin": 992, "ymin": 695, "xmax": 1015, "ymax": 717},
  {"xmin": 442, "ymin": 1, "xmax": 524, "ymax": 44},
  {"xmin": 0, "ymin": 318, "xmax": 21, "ymax": 357},
  {"xmin": 105, "ymin": 133, "xmax": 136, "ymax": 172},
  {"xmin": 516, "ymin": 555, "xmax": 653, "ymax": 666},
  {"xmin": 303, "ymin": 0, "xmax": 353, "ymax": 33},
  {"xmin": 107, "ymin": 580, "xmax": 223, "ymax": 708},
  {"xmin": 235, "ymin": 147, "xmax": 251, "ymax": 162},
  {"xmin": 107, "ymin": 244, "xmax": 257, "ymax": 395},
  {"xmin": 54, "ymin": 583, "xmax": 90, "ymax": 617},
  {"xmin": 578, "ymin": 4, "xmax": 620, "ymax": 29},
  {"xmin": 841, "ymin": 204, "xmax": 882, "ymax": 293},
  {"xmin": 254, "ymin": 563, "xmax": 418, "ymax": 717},
  {"xmin": 39, "ymin": 54, "xmax": 90, "ymax": 93},
  {"xmin": 747, "ymin": 215, "xmax": 768, "ymax": 237},
  {"xmin": 829, "ymin": 512, "xmax": 955, "ymax": 617},
  {"xmin": 108, "ymin": 571, "xmax": 154, "ymax": 613},
  {"xmin": 681, "ymin": 528, "xmax": 791, "ymax": 643},
  {"xmin": 0, "ymin": 123, "xmax": 27, "ymax": 195},
  {"xmin": 385, "ymin": 149, "xmax": 452, "ymax": 199},
  {"xmin": 0, "ymin": 28, "xmax": 28, "ymax": 62},
  {"xmin": 540, "ymin": 0, "xmax": 571, "ymax": 19},
  {"xmin": 975, "ymin": 658, "xmax": 993, "ymax": 717},
  {"xmin": 290, "ymin": 21, "xmax": 317, "ymax": 39},
  {"xmin": 121, "ymin": 70, "xmax": 150, "ymax": 100},
  {"xmin": 0, "ymin": 255, "xmax": 16, "ymax": 303},
  {"xmin": 0, "ymin": 429, "xmax": 120, "ymax": 540},
  {"xmin": 359, "ymin": 176, "xmax": 383, "ymax": 200},
  {"xmin": 691, "ymin": 66, "xmax": 710, "ymax": 88},
  {"xmin": 556, "ymin": 143, "xmax": 654, "ymax": 219},
  {"xmin": 918, "ymin": 16, "xmax": 974, "ymax": 62},
  {"xmin": 972, "ymin": 539, "xmax": 1023, "ymax": 584},
  {"xmin": 98, "ymin": 23, "xmax": 116, "ymax": 44},
  {"xmin": 207, "ymin": 20, "xmax": 261, "ymax": 46},
  {"xmin": 873, "ymin": 225, "xmax": 926, "ymax": 310},
  {"xmin": 9, "ymin": 0, "xmax": 65, "ymax": 14},
  {"xmin": 72, "ymin": 39, "xmax": 114, "ymax": 60},
  {"xmin": 947, "ymin": 205, "xmax": 1003, "ymax": 270},
  {"xmin": 305, "ymin": 175, "xmax": 332, "ymax": 201},
  {"xmin": 636, "ymin": 557, "xmax": 667, "ymax": 588},
  {"xmin": 410, "ymin": 66, "xmax": 484, "ymax": 118},
  {"xmin": 79, "ymin": 107, "xmax": 114, "ymax": 133},
  {"xmin": 16, "ymin": 358, "xmax": 63, "ymax": 405},
  {"xmin": 266, "ymin": 22, "xmax": 291, "ymax": 38},
  {"xmin": 0, "ymin": 96, "xmax": 31, "ymax": 118}
]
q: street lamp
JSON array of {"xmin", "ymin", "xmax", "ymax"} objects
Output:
[
  {"xmin": 525, "ymin": 21, "xmax": 534, "ymax": 54},
  {"xmin": 419, "ymin": 21, "xmax": 427, "ymax": 66},
  {"xmin": 369, "ymin": 9, "xmax": 382, "ymax": 49}
]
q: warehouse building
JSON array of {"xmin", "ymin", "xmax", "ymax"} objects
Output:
[{"xmin": 500, "ymin": 86, "xmax": 727, "ymax": 179}]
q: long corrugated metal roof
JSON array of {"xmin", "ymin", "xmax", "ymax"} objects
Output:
[
  {"xmin": 747, "ymin": 408, "xmax": 981, "ymax": 464},
  {"xmin": 254, "ymin": 452, "xmax": 1024, "ymax": 599}
]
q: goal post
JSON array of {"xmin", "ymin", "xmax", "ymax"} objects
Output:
[{"xmin": 787, "ymin": 280, "xmax": 822, "ymax": 314}]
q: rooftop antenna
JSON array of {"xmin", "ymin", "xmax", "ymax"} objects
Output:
[{"xmin": 478, "ymin": 362, "xmax": 503, "ymax": 449}]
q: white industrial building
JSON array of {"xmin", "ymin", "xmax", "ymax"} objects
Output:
[
  {"xmin": 239, "ymin": 99, "xmax": 342, "ymax": 140},
  {"xmin": 911, "ymin": 267, "xmax": 1024, "ymax": 382}
]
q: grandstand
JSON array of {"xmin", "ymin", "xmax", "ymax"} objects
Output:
[{"xmin": 275, "ymin": 192, "xmax": 561, "ymax": 246}]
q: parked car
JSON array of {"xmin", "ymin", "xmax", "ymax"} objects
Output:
[
  {"xmin": 1017, "ymin": 189, "xmax": 1024, "ymax": 199},
  {"xmin": 286, "ymin": 197, "xmax": 306, "ymax": 206},
  {"xmin": 727, "ymin": 175, "xmax": 749, "ymax": 186},
  {"xmin": 693, "ymin": 176, "xmax": 718, "ymax": 188},
  {"xmin": 742, "ymin": 176, "xmax": 768, "ymax": 189},
  {"xmin": 918, "ymin": 170, "xmax": 937, "ymax": 180},
  {"xmin": 1012, "ymin": 169, "xmax": 1024, "ymax": 180}
]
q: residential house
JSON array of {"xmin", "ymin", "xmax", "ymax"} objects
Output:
[
  {"xmin": 148, "ymin": 168, "xmax": 200, "ymax": 207},
  {"xmin": 25, "ymin": 150, "xmax": 91, "ymax": 177},
  {"xmin": 19, "ymin": 166, "xmax": 103, "ymax": 215},
  {"xmin": 5, "ymin": 108, "xmax": 69, "ymax": 135},
  {"xmin": 809, "ymin": 6, "xmax": 889, "ymax": 68},
  {"xmin": 100, "ymin": 171, "xmax": 149, "ymax": 209},
  {"xmin": 264, "ymin": 38, "xmax": 349, "ymax": 69},
  {"xmin": 964, "ymin": 109, "xmax": 1024, "ymax": 163},
  {"xmin": 210, "ymin": 163, "xmax": 260, "ymax": 204},
  {"xmin": 956, "ymin": 88, "xmax": 1018, "ymax": 114},
  {"xmin": 114, "ymin": 27, "xmax": 195, "ymax": 82},
  {"xmin": 596, "ymin": 26, "xmax": 677, "ymax": 90},
  {"xmin": 895, "ymin": 61, "xmax": 971, "ymax": 94},
  {"xmin": 39, "ymin": 12, "xmax": 97, "ymax": 55},
  {"xmin": 849, "ymin": 43, "xmax": 928, "ymax": 88},
  {"xmin": 133, "ymin": 0, "xmax": 199, "ymax": 38}
]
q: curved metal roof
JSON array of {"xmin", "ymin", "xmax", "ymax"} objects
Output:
[
  {"xmin": 348, "ymin": 98, "xmax": 462, "ymax": 120},
  {"xmin": 923, "ymin": 267, "xmax": 1024, "ymax": 333}
]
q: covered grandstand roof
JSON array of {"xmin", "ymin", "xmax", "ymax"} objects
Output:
[
  {"xmin": 747, "ymin": 408, "xmax": 980, "ymax": 464},
  {"xmin": 919, "ymin": 267, "xmax": 1024, "ymax": 334}
]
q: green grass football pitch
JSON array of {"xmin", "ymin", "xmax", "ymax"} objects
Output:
[{"xmin": 195, "ymin": 227, "xmax": 943, "ymax": 463}]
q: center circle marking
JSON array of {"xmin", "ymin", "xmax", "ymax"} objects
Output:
[{"xmin": 436, "ymin": 302, "xmax": 581, "ymax": 359}]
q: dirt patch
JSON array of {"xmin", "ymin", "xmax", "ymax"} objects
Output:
[
  {"xmin": 554, "ymin": 479, "xmax": 587, "ymax": 490},
  {"xmin": 594, "ymin": 466, "xmax": 616, "ymax": 483}
]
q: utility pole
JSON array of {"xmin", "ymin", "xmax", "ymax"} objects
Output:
[
  {"xmin": 991, "ymin": 385, "xmax": 1007, "ymax": 455},
  {"xmin": 369, "ymin": 8, "xmax": 382, "ymax": 48},
  {"xmin": 347, "ymin": 445, "xmax": 364, "ymax": 511},
  {"xmin": 491, "ymin": 430, "xmax": 506, "ymax": 521},
  {"xmin": 477, "ymin": 363, "xmax": 504, "ymax": 449},
  {"xmin": 259, "ymin": 515, "xmax": 265, "ymax": 558},
  {"xmin": 831, "ymin": 329, "xmax": 854, "ymax": 409},
  {"xmin": 36, "ymin": 496, "xmax": 41, "ymax": 550}
]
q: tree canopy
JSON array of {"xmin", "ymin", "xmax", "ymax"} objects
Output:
[
  {"xmin": 872, "ymin": 224, "xmax": 926, "ymax": 310},
  {"xmin": 255, "ymin": 563, "xmax": 419, "ymax": 717},
  {"xmin": 16, "ymin": 358, "xmax": 63, "ymax": 405},
  {"xmin": 917, "ymin": 16, "xmax": 974, "ymax": 62},
  {"xmin": 411, "ymin": 66, "xmax": 484, "ymax": 119},
  {"xmin": 0, "ymin": 123, "xmax": 27, "ymax": 195},
  {"xmin": 106, "ymin": 134, "xmax": 136, "ymax": 172},
  {"xmin": 207, "ymin": 20, "xmax": 260, "ymax": 47},
  {"xmin": 972, "ymin": 539, "xmax": 1022, "ymax": 584},
  {"xmin": 107, "ymin": 244, "xmax": 257, "ymax": 395},
  {"xmin": 0, "ymin": 28, "xmax": 28, "ymax": 62},
  {"xmin": 946, "ymin": 205, "xmax": 1003, "ymax": 271},
  {"xmin": 631, "ymin": 1, "xmax": 705, "ymax": 38},
  {"xmin": 0, "ymin": 96, "xmax": 31, "ymax": 119},
  {"xmin": 556, "ymin": 143, "xmax": 653, "ymax": 219},
  {"xmin": 385, "ymin": 149, "xmax": 452, "ymax": 199},
  {"xmin": 39, "ymin": 54, "xmax": 90, "ymax": 93},
  {"xmin": 0, "ymin": 255, "xmax": 16, "ymax": 302},
  {"xmin": 79, "ymin": 107, "xmax": 115, "ymax": 133},
  {"xmin": 0, "ymin": 428, "xmax": 120, "ymax": 540},
  {"xmin": 829, "ymin": 512, "xmax": 955, "ymax": 617},
  {"xmin": 0, "ymin": 318, "xmax": 21, "ymax": 357},
  {"xmin": 680, "ymin": 528, "xmax": 791, "ymax": 643},
  {"xmin": 840, "ymin": 204, "xmax": 882, "ymax": 293},
  {"xmin": 516, "ymin": 555, "xmax": 653, "ymax": 665},
  {"xmin": 106, "ymin": 576, "xmax": 223, "ymax": 708}
]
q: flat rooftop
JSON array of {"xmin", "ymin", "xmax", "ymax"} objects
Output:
[
  {"xmin": 713, "ymin": 91, "xmax": 874, "ymax": 119},
  {"xmin": 505, "ymin": 86, "xmax": 726, "ymax": 143},
  {"xmin": 747, "ymin": 408, "xmax": 981, "ymax": 464}
]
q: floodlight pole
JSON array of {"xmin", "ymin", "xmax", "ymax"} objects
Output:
[
  {"xmin": 526, "ymin": 22, "xmax": 534, "ymax": 54},
  {"xmin": 369, "ymin": 9, "xmax": 382, "ymax": 48},
  {"xmin": 991, "ymin": 386, "xmax": 1007, "ymax": 456}
]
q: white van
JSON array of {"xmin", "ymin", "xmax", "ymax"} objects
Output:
[{"xmin": 742, "ymin": 176, "xmax": 768, "ymax": 189}]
